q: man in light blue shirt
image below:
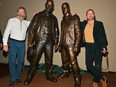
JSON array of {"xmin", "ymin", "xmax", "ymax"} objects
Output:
[{"xmin": 3, "ymin": 7, "xmax": 30, "ymax": 87}]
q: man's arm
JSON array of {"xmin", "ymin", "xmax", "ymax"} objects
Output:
[
  {"xmin": 3, "ymin": 19, "xmax": 12, "ymax": 52},
  {"xmin": 99, "ymin": 22, "xmax": 108, "ymax": 55},
  {"xmin": 3, "ymin": 19, "xmax": 12, "ymax": 46},
  {"xmin": 99, "ymin": 22, "xmax": 108, "ymax": 48}
]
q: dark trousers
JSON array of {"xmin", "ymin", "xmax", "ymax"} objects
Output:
[{"xmin": 85, "ymin": 43, "xmax": 103, "ymax": 82}]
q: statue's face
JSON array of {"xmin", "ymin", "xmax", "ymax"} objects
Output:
[
  {"xmin": 45, "ymin": 0, "xmax": 54, "ymax": 12},
  {"xmin": 62, "ymin": 3, "xmax": 70, "ymax": 16}
]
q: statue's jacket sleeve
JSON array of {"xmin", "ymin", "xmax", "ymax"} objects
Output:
[
  {"xmin": 27, "ymin": 13, "xmax": 39, "ymax": 44},
  {"xmin": 53, "ymin": 16, "xmax": 59, "ymax": 45},
  {"xmin": 73, "ymin": 15, "xmax": 81, "ymax": 49}
]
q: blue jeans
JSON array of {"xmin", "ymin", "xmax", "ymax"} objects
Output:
[
  {"xmin": 8, "ymin": 39, "xmax": 25, "ymax": 82},
  {"xmin": 85, "ymin": 43, "xmax": 103, "ymax": 82}
]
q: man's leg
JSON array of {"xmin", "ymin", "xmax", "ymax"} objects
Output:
[
  {"xmin": 94, "ymin": 47, "xmax": 107, "ymax": 87},
  {"xmin": 8, "ymin": 40, "xmax": 17, "ymax": 87},
  {"xmin": 66, "ymin": 47, "xmax": 82, "ymax": 87},
  {"xmin": 24, "ymin": 43, "xmax": 44, "ymax": 85},
  {"xmin": 16, "ymin": 42, "xmax": 25, "ymax": 83},
  {"xmin": 44, "ymin": 42, "xmax": 57, "ymax": 82},
  {"xmin": 85, "ymin": 44, "xmax": 101, "ymax": 87},
  {"xmin": 57, "ymin": 47, "xmax": 70, "ymax": 78},
  {"xmin": 94, "ymin": 48, "xmax": 103, "ymax": 82}
]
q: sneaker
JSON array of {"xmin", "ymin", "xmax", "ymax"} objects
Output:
[{"xmin": 9, "ymin": 81, "xmax": 15, "ymax": 87}]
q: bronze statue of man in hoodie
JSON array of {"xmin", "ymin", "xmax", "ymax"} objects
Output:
[{"xmin": 57, "ymin": 2, "xmax": 82, "ymax": 87}]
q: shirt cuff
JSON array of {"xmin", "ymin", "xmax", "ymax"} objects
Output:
[{"xmin": 3, "ymin": 42, "xmax": 8, "ymax": 46}]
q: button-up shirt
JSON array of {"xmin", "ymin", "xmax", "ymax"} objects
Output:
[{"xmin": 3, "ymin": 17, "xmax": 30, "ymax": 45}]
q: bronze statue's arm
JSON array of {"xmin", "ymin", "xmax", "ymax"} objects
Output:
[
  {"xmin": 74, "ymin": 15, "xmax": 82, "ymax": 52},
  {"xmin": 54, "ymin": 17, "xmax": 59, "ymax": 45},
  {"xmin": 27, "ymin": 13, "xmax": 39, "ymax": 47},
  {"xmin": 54, "ymin": 16, "xmax": 60, "ymax": 52}
]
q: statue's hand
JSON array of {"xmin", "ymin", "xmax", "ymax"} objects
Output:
[
  {"xmin": 71, "ymin": 12, "xmax": 76, "ymax": 16},
  {"xmin": 55, "ymin": 44, "xmax": 59, "ymax": 52},
  {"xmin": 27, "ymin": 46, "xmax": 35, "ymax": 62},
  {"xmin": 73, "ymin": 48, "xmax": 78, "ymax": 53},
  {"xmin": 28, "ymin": 42, "xmax": 33, "ymax": 47}
]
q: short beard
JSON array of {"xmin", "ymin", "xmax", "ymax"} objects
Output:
[{"xmin": 17, "ymin": 15, "xmax": 25, "ymax": 20}]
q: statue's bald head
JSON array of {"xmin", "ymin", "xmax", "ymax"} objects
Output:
[{"xmin": 45, "ymin": 0, "xmax": 54, "ymax": 12}]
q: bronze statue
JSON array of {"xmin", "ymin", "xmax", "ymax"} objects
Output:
[
  {"xmin": 24, "ymin": 0, "xmax": 59, "ymax": 85},
  {"xmin": 57, "ymin": 2, "xmax": 82, "ymax": 87}
]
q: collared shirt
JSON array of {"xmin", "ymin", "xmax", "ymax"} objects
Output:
[
  {"xmin": 84, "ymin": 23, "xmax": 95, "ymax": 43},
  {"xmin": 3, "ymin": 17, "xmax": 30, "ymax": 45}
]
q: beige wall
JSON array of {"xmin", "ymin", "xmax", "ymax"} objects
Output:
[{"xmin": 0, "ymin": 0, "xmax": 116, "ymax": 72}]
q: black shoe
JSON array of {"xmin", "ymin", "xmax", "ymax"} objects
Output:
[
  {"xmin": 24, "ymin": 74, "xmax": 34, "ymax": 85},
  {"xmin": 74, "ymin": 83, "xmax": 81, "ymax": 87},
  {"xmin": 24, "ymin": 79, "xmax": 31, "ymax": 85},
  {"xmin": 16, "ymin": 79, "xmax": 22, "ymax": 84},
  {"xmin": 24, "ymin": 77, "xmax": 33, "ymax": 85},
  {"xmin": 74, "ymin": 76, "xmax": 82, "ymax": 87},
  {"xmin": 57, "ymin": 72, "xmax": 69, "ymax": 79},
  {"xmin": 46, "ymin": 76, "xmax": 57, "ymax": 82},
  {"xmin": 46, "ymin": 73, "xmax": 57, "ymax": 82},
  {"xmin": 9, "ymin": 81, "xmax": 15, "ymax": 87}
]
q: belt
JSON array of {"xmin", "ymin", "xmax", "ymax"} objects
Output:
[{"xmin": 10, "ymin": 38, "xmax": 25, "ymax": 42}]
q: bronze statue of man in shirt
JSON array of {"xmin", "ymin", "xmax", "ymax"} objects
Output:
[{"xmin": 24, "ymin": 0, "xmax": 59, "ymax": 85}]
